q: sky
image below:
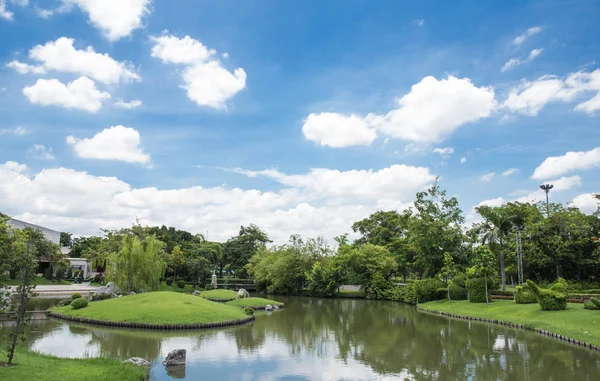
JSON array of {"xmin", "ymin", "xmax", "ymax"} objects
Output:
[{"xmin": 1, "ymin": 0, "xmax": 599, "ymax": 244}]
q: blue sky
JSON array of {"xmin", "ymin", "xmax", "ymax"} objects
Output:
[{"xmin": 1, "ymin": 0, "xmax": 599, "ymax": 243}]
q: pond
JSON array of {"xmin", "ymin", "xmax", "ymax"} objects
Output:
[{"xmin": 2, "ymin": 296, "xmax": 600, "ymax": 380}]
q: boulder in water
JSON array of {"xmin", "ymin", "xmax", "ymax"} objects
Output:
[{"xmin": 163, "ymin": 349, "xmax": 186, "ymax": 366}]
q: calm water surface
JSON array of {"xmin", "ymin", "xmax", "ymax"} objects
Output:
[{"xmin": 2, "ymin": 296, "xmax": 600, "ymax": 380}]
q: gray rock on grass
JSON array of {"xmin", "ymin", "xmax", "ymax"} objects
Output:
[{"xmin": 123, "ymin": 357, "xmax": 151, "ymax": 367}]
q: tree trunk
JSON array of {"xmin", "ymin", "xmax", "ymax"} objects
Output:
[
  {"xmin": 556, "ymin": 263, "xmax": 560, "ymax": 279},
  {"xmin": 8, "ymin": 263, "xmax": 32, "ymax": 365},
  {"xmin": 447, "ymin": 279, "xmax": 450, "ymax": 301},
  {"xmin": 485, "ymin": 275, "xmax": 489, "ymax": 304},
  {"xmin": 499, "ymin": 236, "xmax": 506, "ymax": 291}
]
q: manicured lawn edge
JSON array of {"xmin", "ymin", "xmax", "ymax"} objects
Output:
[
  {"xmin": 203, "ymin": 297, "xmax": 235, "ymax": 302},
  {"xmin": 226, "ymin": 297, "xmax": 284, "ymax": 309},
  {"xmin": 48, "ymin": 311, "xmax": 255, "ymax": 330},
  {"xmin": 417, "ymin": 305, "xmax": 600, "ymax": 352}
]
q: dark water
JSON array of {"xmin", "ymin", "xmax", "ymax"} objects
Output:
[{"xmin": 2, "ymin": 296, "xmax": 600, "ymax": 380}]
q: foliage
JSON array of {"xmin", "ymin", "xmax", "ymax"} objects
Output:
[
  {"xmin": 223, "ymin": 224, "xmax": 271, "ymax": 277},
  {"xmin": 448, "ymin": 283, "xmax": 468, "ymax": 300},
  {"xmin": 177, "ymin": 280, "xmax": 185, "ymax": 288},
  {"xmin": 584, "ymin": 299, "xmax": 600, "ymax": 310},
  {"xmin": 366, "ymin": 273, "xmax": 392, "ymax": 300},
  {"xmin": 440, "ymin": 252, "xmax": 457, "ymax": 300},
  {"xmin": 167, "ymin": 245, "xmax": 186, "ymax": 278},
  {"xmin": 105, "ymin": 235, "xmax": 166, "ymax": 293},
  {"xmin": 592, "ymin": 298, "xmax": 600, "ymax": 308},
  {"xmin": 414, "ymin": 278, "xmax": 446, "ymax": 302},
  {"xmin": 244, "ymin": 307, "xmax": 254, "ymax": 315},
  {"xmin": 515, "ymin": 285, "xmax": 537, "ymax": 304},
  {"xmin": 43, "ymin": 266, "xmax": 53, "ymax": 280},
  {"xmin": 526, "ymin": 280, "xmax": 567, "ymax": 311},
  {"xmin": 71, "ymin": 298, "xmax": 89, "ymax": 310},
  {"xmin": 59, "ymin": 299, "xmax": 72, "ymax": 306},
  {"xmin": 467, "ymin": 278, "xmax": 491, "ymax": 303},
  {"xmin": 185, "ymin": 255, "xmax": 211, "ymax": 287},
  {"xmin": 60, "ymin": 232, "xmax": 73, "ymax": 247},
  {"xmin": 336, "ymin": 243, "xmax": 397, "ymax": 295},
  {"xmin": 165, "ymin": 277, "xmax": 173, "ymax": 286},
  {"xmin": 91, "ymin": 294, "xmax": 111, "ymax": 301},
  {"xmin": 387, "ymin": 283, "xmax": 417, "ymax": 304},
  {"xmin": 65, "ymin": 267, "xmax": 73, "ymax": 279},
  {"xmin": 305, "ymin": 260, "xmax": 342, "ymax": 297},
  {"xmin": 71, "ymin": 292, "xmax": 82, "ymax": 300},
  {"xmin": 471, "ymin": 245, "xmax": 497, "ymax": 303},
  {"xmin": 550, "ymin": 277, "xmax": 569, "ymax": 295}
]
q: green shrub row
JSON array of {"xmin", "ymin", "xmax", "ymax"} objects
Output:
[
  {"xmin": 515, "ymin": 286, "xmax": 537, "ymax": 304},
  {"xmin": 414, "ymin": 278, "xmax": 446, "ymax": 302},
  {"xmin": 467, "ymin": 277, "xmax": 498, "ymax": 303},
  {"xmin": 387, "ymin": 283, "xmax": 417, "ymax": 304}
]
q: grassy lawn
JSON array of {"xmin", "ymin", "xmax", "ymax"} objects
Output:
[
  {"xmin": 226, "ymin": 297, "xmax": 284, "ymax": 308},
  {"xmin": 3, "ymin": 278, "xmax": 71, "ymax": 286},
  {"xmin": 419, "ymin": 300, "xmax": 600, "ymax": 347},
  {"xmin": 156, "ymin": 281, "xmax": 196, "ymax": 293},
  {"xmin": 199, "ymin": 289, "xmax": 238, "ymax": 301},
  {"xmin": 337, "ymin": 290, "xmax": 366, "ymax": 298},
  {"xmin": 0, "ymin": 349, "xmax": 146, "ymax": 381},
  {"xmin": 51, "ymin": 292, "xmax": 247, "ymax": 325}
]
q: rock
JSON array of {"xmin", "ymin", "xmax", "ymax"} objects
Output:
[
  {"xmin": 265, "ymin": 304, "xmax": 273, "ymax": 311},
  {"xmin": 193, "ymin": 290, "xmax": 199, "ymax": 296},
  {"xmin": 166, "ymin": 365, "xmax": 186, "ymax": 379},
  {"xmin": 273, "ymin": 305, "xmax": 280, "ymax": 310},
  {"xmin": 163, "ymin": 349, "xmax": 186, "ymax": 366},
  {"xmin": 129, "ymin": 291, "xmax": 136, "ymax": 295},
  {"xmin": 123, "ymin": 357, "xmax": 151, "ymax": 367},
  {"xmin": 94, "ymin": 281, "xmax": 121, "ymax": 296},
  {"xmin": 236, "ymin": 288, "xmax": 250, "ymax": 300}
]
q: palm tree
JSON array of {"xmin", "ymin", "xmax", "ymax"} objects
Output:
[{"xmin": 475, "ymin": 206, "xmax": 514, "ymax": 291}]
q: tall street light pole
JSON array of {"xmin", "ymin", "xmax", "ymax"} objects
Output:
[{"xmin": 540, "ymin": 184, "xmax": 554, "ymax": 218}]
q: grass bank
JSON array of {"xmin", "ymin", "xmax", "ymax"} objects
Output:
[
  {"xmin": 419, "ymin": 300, "xmax": 600, "ymax": 347},
  {"xmin": 199, "ymin": 289, "xmax": 238, "ymax": 301},
  {"xmin": 226, "ymin": 297, "xmax": 284, "ymax": 308},
  {"xmin": 156, "ymin": 281, "xmax": 196, "ymax": 293},
  {"xmin": 50, "ymin": 292, "xmax": 247, "ymax": 325},
  {"xmin": 0, "ymin": 349, "xmax": 146, "ymax": 381}
]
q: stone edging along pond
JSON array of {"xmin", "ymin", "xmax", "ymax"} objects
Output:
[
  {"xmin": 417, "ymin": 306, "xmax": 600, "ymax": 352},
  {"xmin": 47, "ymin": 311, "xmax": 255, "ymax": 330}
]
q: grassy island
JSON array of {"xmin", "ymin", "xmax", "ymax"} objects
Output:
[
  {"xmin": 0, "ymin": 349, "xmax": 146, "ymax": 381},
  {"xmin": 199, "ymin": 289, "xmax": 239, "ymax": 301},
  {"xmin": 419, "ymin": 300, "xmax": 600, "ymax": 347},
  {"xmin": 226, "ymin": 297, "xmax": 284, "ymax": 309},
  {"xmin": 50, "ymin": 292, "xmax": 248, "ymax": 326}
]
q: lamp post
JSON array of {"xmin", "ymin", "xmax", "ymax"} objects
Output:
[{"xmin": 540, "ymin": 184, "xmax": 554, "ymax": 218}]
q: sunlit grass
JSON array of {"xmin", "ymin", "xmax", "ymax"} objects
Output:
[
  {"xmin": 226, "ymin": 297, "xmax": 284, "ymax": 308},
  {"xmin": 199, "ymin": 289, "xmax": 238, "ymax": 301}
]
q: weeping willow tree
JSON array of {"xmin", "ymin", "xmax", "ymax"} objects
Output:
[{"xmin": 105, "ymin": 235, "xmax": 166, "ymax": 293}]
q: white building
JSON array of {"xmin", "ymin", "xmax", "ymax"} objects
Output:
[{"xmin": 6, "ymin": 218, "xmax": 61, "ymax": 245}]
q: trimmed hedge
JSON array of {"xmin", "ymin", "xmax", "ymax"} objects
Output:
[
  {"xmin": 177, "ymin": 280, "xmax": 185, "ymax": 289},
  {"xmin": 71, "ymin": 292, "xmax": 82, "ymax": 300},
  {"xmin": 449, "ymin": 283, "xmax": 468, "ymax": 300},
  {"xmin": 584, "ymin": 298, "xmax": 600, "ymax": 310},
  {"xmin": 165, "ymin": 278, "xmax": 174, "ymax": 286},
  {"xmin": 59, "ymin": 299, "xmax": 72, "ymax": 306},
  {"xmin": 414, "ymin": 279, "xmax": 446, "ymax": 303},
  {"xmin": 467, "ymin": 277, "xmax": 498, "ymax": 303},
  {"xmin": 515, "ymin": 286, "xmax": 537, "ymax": 304},
  {"xmin": 244, "ymin": 307, "xmax": 254, "ymax": 316},
  {"xmin": 387, "ymin": 283, "xmax": 417, "ymax": 304},
  {"xmin": 550, "ymin": 278, "xmax": 569, "ymax": 295},
  {"xmin": 71, "ymin": 297, "xmax": 89, "ymax": 310},
  {"xmin": 526, "ymin": 280, "xmax": 567, "ymax": 311}
]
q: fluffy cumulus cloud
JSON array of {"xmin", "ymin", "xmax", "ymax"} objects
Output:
[
  {"xmin": 0, "ymin": 0, "xmax": 13, "ymax": 20},
  {"xmin": 503, "ymin": 69, "xmax": 600, "ymax": 116},
  {"xmin": 66, "ymin": 125, "xmax": 152, "ymax": 166},
  {"xmin": 572, "ymin": 193, "xmax": 599, "ymax": 214},
  {"xmin": 501, "ymin": 48, "xmax": 544, "ymax": 72},
  {"xmin": 532, "ymin": 147, "xmax": 600, "ymax": 180},
  {"xmin": 301, "ymin": 113, "xmax": 377, "ymax": 148},
  {"xmin": 0, "ymin": 162, "xmax": 435, "ymax": 243},
  {"xmin": 460, "ymin": 157, "xmax": 467, "ymax": 164},
  {"xmin": 9, "ymin": 37, "xmax": 140, "ymax": 84},
  {"xmin": 513, "ymin": 26, "xmax": 543, "ymax": 45},
  {"xmin": 61, "ymin": 0, "xmax": 151, "ymax": 41},
  {"xmin": 113, "ymin": 99, "xmax": 142, "ymax": 109},
  {"xmin": 151, "ymin": 34, "xmax": 246, "ymax": 109},
  {"xmin": 23, "ymin": 77, "xmax": 110, "ymax": 112}
]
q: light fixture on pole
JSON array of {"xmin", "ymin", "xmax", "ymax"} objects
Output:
[{"xmin": 539, "ymin": 184, "xmax": 554, "ymax": 217}]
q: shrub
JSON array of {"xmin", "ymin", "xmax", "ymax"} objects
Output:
[
  {"xmin": 91, "ymin": 294, "xmax": 111, "ymax": 301},
  {"xmin": 515, "ymin": 286, "xmax": 537, "ymax": 304},
  {"xmin": 59, "ymin": 299, "xmax": 72, "ymax": 306},
  {"xmin": 93, "ymin": 274, "xmax": 103, "ymax": 283},
  {"xmin": 591, "ymin": 297, "xmax": 600, "ymax": 308},
  {"xmin": 366, "ymin": 273, "xmax": 391, "ymax": 300},
  {"xmin": 71, "ymin": 292, "xmax": 82, "ymax": 300},
  {"xmin": 244, "ymin": 307, "xmax": 254, "ymax": 316},
  {"xmin": 74, "ymin": 270, "xmax": 81, "ymax": 278},
  {"xmin": 452, "ymin": 274, "xmax": 467, "ymax": 288},
  {"xmin": 467, "ymin": 277, "xmax": 496, "ymax": 303},
  {"xmin": 387, "ymin": 283, "xmax": 417, "ymax": 304},
  {"xmin": 584, "ymin": 298, "xmax": 600, "ymax": 310},
  {"xmin": 55, "ymin": 267, "xmax": 65, "ymax": 280},
  {"xmin": 550, "ymin": 278, "xmax": 569, "ymax": 295},
  {"xmin": 414, "ymin": 278, "xmax": 446, "ymax": 302},
  {"xmin": 165, "ymin": 277, "xmax": 174, "ymax": 286},
  {"xmin": 66, "ymin": 268, "xmax": 73, "ymax": 279},
  {"xmin": 526, "ymin": 280, "xmax": 567, "ymax": 311},
  {"xmin": 43, "ymin": 267, "xmax": 53, "ymax": 280},
  {"xmin": 448, "ymin": 283, "xmax": 468, "ymax": 300},
  {"xmin": 177, "ymin": 280, "xmax": 185, "ymax": 289},
  {"xmin": 71, "ymin": 298, "xmax": 88, "ymax": 310}
]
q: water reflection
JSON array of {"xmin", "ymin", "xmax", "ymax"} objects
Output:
[{"xmin": 1, "ymin": 296, "xmax": 599, "ymax": 380}]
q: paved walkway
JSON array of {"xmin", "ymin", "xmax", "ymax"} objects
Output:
[{"xmin": 6, "ymin": 283, "xmax": 99, "ymax": 298}]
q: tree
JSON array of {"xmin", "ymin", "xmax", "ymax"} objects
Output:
[
  {"xmin": 185, "ymin": 256, "xmax": 211, "ymax": 287},
  {"xmin": 223, "ymin": 224, "xmax": 271, "ymax": 277},
  {"xmin": 305, "ymin": 260, "xmax": 342, "ymax": 297},
  {"xmin": 474, "ymin": 205, "xmax": 514, "ymax": 291},
  {"xmin": 168, "ymin": 245, "xmax": 185, "ymax": 281},
  {"xmin": 472, "ymin": 246, "xmax": 496, "ymax": 304},
  {"xmin": 105, "ymin": 235, "xmax": 166, "ymax": 293},
  {"xmin": 60, "ymin": 232, "xmax": 73, "ymax": 247},
  {"xmin": 440, "ymin": 252, "xmax": 456, "ymax": 300},
  {"xmin": 70, "ymin": 236, "xmax": 102, "ymax": 259},
  {"xmin": 337, "ymin": 244, "xmax": 397, "ymax": 294}
]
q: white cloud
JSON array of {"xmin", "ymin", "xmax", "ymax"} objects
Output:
[
  {"xmin": 23, "ymin": 77, "xmax": 110, "ymax": 113},
  {"xmin": 501, "ymin": 48, "xmax": 544, "ymax": 72},
  {"xmin": 66, "ymin": 125, "xmax": 151, "ymax": 166},
  {"xmin": 480, "ymin": 172, "xmax": 495, "ymax": 182},
  {"xmin": 366, "ymin": 76, "xmax": 496, "ymax": 142},
  {"xmin": 0, "ymin": 126, "xmax": 28, "ymax": 136},
  {"xmin": 572, "ymin": 193, "xmax": 599, "ymax": 214},
  {"xmin": 513, "ymin": 26, "xmax": 543, "ymax": 45},
  {"xmin": 532, "ymin": 147, "xmax": 600, "ymax": 180},
  {"xmin": 28, "ymin": 144, "xmax": 55, "ymax": 160},
  {"xmin": 301, "ymin": 112, "xmax": 377, "ymax": 148},
  {"xmin": 0, "ymin": 162, "xmax": 435, "ymax": 243},
  {"xmin": 415, "ymin": 19, "xmax": 425, "ymax": 27},
  {"xmin": 503, "ymin": 69, "xmax": 600, "ymax": 116},
  {"xmin": 34, "ymin": 6, "xmax": 54, "ymax": 19},
  {"xmin": 151, "ymin": 34, "xmax": 246, "ymax": 109},
  {"xmin": 433, "ymin": 147, "xmax": 454, "ymax": 158},
  {"xmin": 0, "ymin": 161, "xmax": 27, "ymax": 172},
  {"xmin": 26, "ymin": 37, "xmax": 140, "ymax": 84},
  {"xmin": 113, "ymin": 99, "xmax": 142, "ymax": 109},
  {"xmin": 0, "ymin": 0, "xmax": 13, "ymax": 20},
  {"xmin": 11, "ymin": 0, "xmax": 28, "ymax": 6},
  {"xmin": 514, "ymin": 175, "xmax": 582, "ymax": 204},
  {"xmin": 502, "ymin": 168, "xmax": 519, "ymax": 176},
  {"xmin": 62, "ymin": 0, "xmax": 151, "ymax": 41},
  {"xmin": 6, "ymin": 60, "xmax": 46, "ymax": 74},
  {"xmin": 460, "ymin": 157, "xmax": 467, "ymax": 164}
]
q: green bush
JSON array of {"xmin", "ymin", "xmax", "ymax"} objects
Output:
[
  {"xmin": 177, "ymin": 280, "xmax": 185, "ymax": 289},
  {"xmin": 584, "ymin": 298, "xmax": 600, "ymax": 310},
  {"xmin": 448, "ymin": 283, "xmax": 468, "ymax": 300},
  {"xmin": 165, "ymin": 277, "xmax": 174, "ymax": 286},
  {"xmin": 366, "ymin": 273, "xmax": 391, "ymax": 300},
  {"xmin": 526, "ymin": 280, "xmax": 567, "ymax": 311},
  {"xmin": 591, "ymin": 297, "xmax": 600, "ymax": 308},
  {"xmin": 59, "ymin": 299, "xmax": 72, "ymax": 306},
  {"xmin": 244, "ymin": 307, "xmax": 254, "ymax": 316},
  {"xmin": 43, "ymin": 267, "xmax": 53, "ymax": 280},
  {"xmin": 550, "ymin": 278, "xmax": 569, "ymax": 295},
  {"xmin": 66, "ymin": 268, "xmax": 73, "ymax": 279},
  {"xmin": 414, "ymin": 278, "xmax": 446, "ymax": 302},
  {"xmin": 93, "ymin": 274, "xmax": 103, "ymax": 283},
  {"xmin": 515, "ymin": 286, "xmax": 537, "ymax": 304},
  {"xmin": 452, "ymin": 274, "xmax": 467, "ymax": 288},
  {"xmin": 71, "ymin": 292, "xmax": 82, "ymax": 300},
  {"xmin": 467, "ymin": 277, "xmax": 498, "ymax": 303},
  {"xmin": 71, "ymin": 298, "xmax": 88, "ymax": 310},
  {"xmin": 55, "ymin": 267, "xmax": 65, "ymax": 280},
  {"xmin": 91, "ymin": 294, "xmax": 111, "ymax": 301},
  {"xmin": 387, "ymin": 283, "xmax": 417, "ymax": 304}
]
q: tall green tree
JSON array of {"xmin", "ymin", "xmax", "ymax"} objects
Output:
[
  {"xmin": 472, "ymin": 245, "xmax": 496, "ymax": 304},
  {"xmin": 440, "ymin": 252, "xmax": 456, "ymax": 300},
  {"xmin": 223, "ymin": 224, "xmax": 270, "ymax": 277},
  {"xmin": 60, "ymin": 232, "xmax": 73, "ymax": 247}
]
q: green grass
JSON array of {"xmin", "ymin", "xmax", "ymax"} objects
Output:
[
  {"xmin": 156, "ymin": 281, "xmax": 196, "ymax": 293},
  {"xmin": 3, "ymin": 278, "xmax": 71, "ymax": 286},
  {"xmin": 337, "ymin": 290, "xmax": 366, "ymax": 298},
  {"xmin": 199, "ymin": 289, "xmax": 238, "ymax": 301},
  {"xmin": 0, "ymin": 348, "xmax": 146, "ymax": 381},
  {"xmin": 50, "ymin": 292, "xmax": 247, "ymax": 325},
  {"xmin": 419, "ymin": 300, "xmax": 600, "ymax": 347},
  {"xmin": 226, "ymin": 297, "xmax": 284, "ymax": 308}
]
